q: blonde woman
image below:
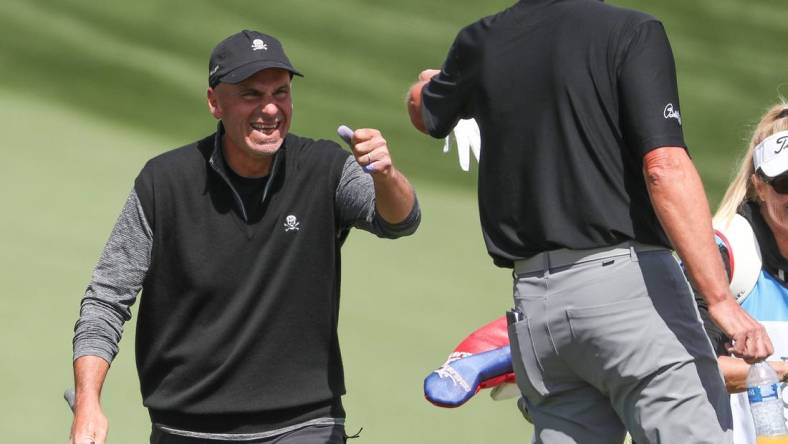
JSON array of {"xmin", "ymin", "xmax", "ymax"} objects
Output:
[{"xmin": 697, "ymin": 103, "xmax": 788, "ymax": 444}]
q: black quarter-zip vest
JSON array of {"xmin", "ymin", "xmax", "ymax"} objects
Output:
[{"xmin": 133, "ymin": 128, "xmax": 351, "ymax": 432}]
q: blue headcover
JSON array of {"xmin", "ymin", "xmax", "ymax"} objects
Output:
[{"xmin": 424, "ymin": 345, "xmax": 513, "ymax": 408}]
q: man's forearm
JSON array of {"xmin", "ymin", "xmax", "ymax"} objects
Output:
[
  {"xmin": 643, "ymin": 147, "xmax": 730, "ymax": 303},
  {"xmin": 373, "ymin": 168, "xmax": 417, "ymax": 225},
  {"xmin": 70, "ymin": 356, "xmax": 110, "ymax": 444},
  {"xmin": 73, "ymin": 355, "xmax": 109, "ymax": 406},
  {"xmin": 335, "ymin": 157, "xmax": 419, "ymax": 238},
  {"xmin": 644, "ymin": 147, "xmax": 772, "ymax": 361}
]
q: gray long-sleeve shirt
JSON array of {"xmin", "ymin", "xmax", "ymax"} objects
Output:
[{"xmin": 73, "ymin": 156, "xmax": 420, "ymax": 364}]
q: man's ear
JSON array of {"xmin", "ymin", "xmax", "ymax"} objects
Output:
[{"xmin": 207, "ymin": 87, "xmax": 222, "ymax": 120}]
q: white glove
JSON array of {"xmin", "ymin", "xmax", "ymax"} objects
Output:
[{"xmin": 443, "ymin": 118, "xmax": 481, "ymax": 172}]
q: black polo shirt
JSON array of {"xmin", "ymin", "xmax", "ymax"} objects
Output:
[{"xmin": 422, "ymin": 0, "xmax": 686, "ymax": 267}]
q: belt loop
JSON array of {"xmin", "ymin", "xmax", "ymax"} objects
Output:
[{"xmin": 629, "ymin": 244, "xmax": 639, "ymax": 262}]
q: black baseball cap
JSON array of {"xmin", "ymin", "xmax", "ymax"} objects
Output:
[{"xmin": 208, "ymin": 30, "xmax": 302, "ymax": 88}]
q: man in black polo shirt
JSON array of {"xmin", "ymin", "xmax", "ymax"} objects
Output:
[
  {"xmin": 407, "ymin": 1, "xmax": 770, "ymax": 443},
  {"xmin": 69, "ymin": 30, "xmax": 420, "ymax": 444}
]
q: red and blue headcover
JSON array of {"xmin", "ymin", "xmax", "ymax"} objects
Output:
[{"xmin": 424, "ymin": 316, "xmax": 517, "ymax": 407}]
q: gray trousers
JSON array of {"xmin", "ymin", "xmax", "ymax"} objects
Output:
[{"xmin": 508, "ymin": 243, "xmax": 732, "ymax": 444}]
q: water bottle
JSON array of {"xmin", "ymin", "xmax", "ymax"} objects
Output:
[{"xmin": 747, "ymin": 362, "xmax": 788, "ymax": 441}]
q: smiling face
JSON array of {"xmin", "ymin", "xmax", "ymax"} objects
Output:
[{"xmin": 207, "ymin": 68, "xmax": 292, "ymax": 173}]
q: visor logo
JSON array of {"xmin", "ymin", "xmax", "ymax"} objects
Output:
[
  {"xmin": 775, "ymin": 136, "xmax": 788, "ymax": 154},
  {"xmin": 209, "ymin": 65, "xmax": 220, "ymax": 76},
  {"xmin": 664, "ymin": 103, "xmax": 682, "ymax": 126},
  {"xmin": 251, "ymin": 39, "xmax": 268, "ymax": 51}
]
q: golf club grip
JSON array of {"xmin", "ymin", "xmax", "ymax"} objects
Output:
[
  {"xmin": 337, "ymin": 125, "xmax": 353, "ymax": 146},
  {"xmin": 336, "ymin": 125, "xmax": 374, "ymax": 173},
  {"xmin": 64, "ymin": 387, "xmax": 76, "ymax": 413}
]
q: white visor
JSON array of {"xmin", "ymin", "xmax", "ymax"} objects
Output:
[{"xmin": 753, "ymin": 130, "xmax": 788, "ymax": 178}]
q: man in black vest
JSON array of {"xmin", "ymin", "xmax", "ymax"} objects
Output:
[
  {"xmin": 69, "ymin": 30, "xmax": 420, "ymax": 444},
  {"xmin": 407, "ymin": 1, "xmax": 770, "ymax": 443}
]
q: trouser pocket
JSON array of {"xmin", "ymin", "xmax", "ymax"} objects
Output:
[{"xmin": 508, "ymin": 317, "xmax": 547, "ymax": 403}]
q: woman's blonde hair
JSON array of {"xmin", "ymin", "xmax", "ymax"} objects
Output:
[{"xmin": 714, "ymin": 103, "xmax": 788, "ymax": 226}]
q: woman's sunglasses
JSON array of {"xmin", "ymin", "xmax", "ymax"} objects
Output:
[{"xmin": 762, "ymin": 173, "xmax": 788, "ymax": 194}]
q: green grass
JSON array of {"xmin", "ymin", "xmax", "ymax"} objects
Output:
[
  {"xmin": 1, "ymin": 0, "xmax": 787, "ymax": 442},
  {"xmin": 0, "ymin": 88, "xmax": 518, "ymax": 442}
]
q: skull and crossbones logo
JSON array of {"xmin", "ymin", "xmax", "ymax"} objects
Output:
[
  {"xmin": 251, "ymin": 39, "xmax": 268, "ymax": 51},
  {"xmin": 284, "ymin": 215, "xmax": 300, "ymax": 232}
]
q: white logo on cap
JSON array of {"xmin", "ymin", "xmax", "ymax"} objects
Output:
[
  {"xmin": 209, "ymin": 65, "xmax": 220, "ymax": 76},
  {"xmin": 251, "ymin": 39, "xmax": 268, "ymax": 51},
  {"xmin": 664, "ymin": 103, "xmax": 682, "ymax": 126}
]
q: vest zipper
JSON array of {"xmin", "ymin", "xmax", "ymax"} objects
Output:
[
  {"xmin": 260, "ymin": 151, "xmax": 283, "ymax": 206},
  {"xmin": 209, "ymin": 157, "xmax": 249, "ymax": 222}
]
